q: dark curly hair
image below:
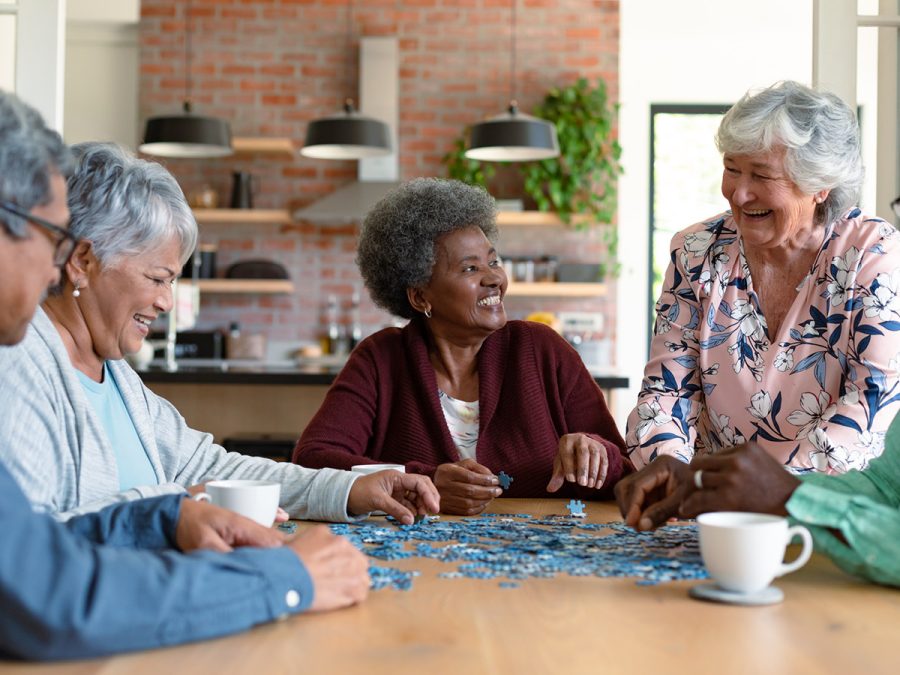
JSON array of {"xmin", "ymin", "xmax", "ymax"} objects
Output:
[{"xmin": 357, "ymin": 178, "xmax": 499, "ymax": 319}]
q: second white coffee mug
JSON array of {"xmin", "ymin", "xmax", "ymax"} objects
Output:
[
  {"xmin": 350, "ymin": 463, "xmax": 406, "ymax": 475},
  {"xmin": 193, "ymin": 479, "xmax": 281, "ymax": 527},
  {"xmin": 697, "ymin": 511, "xmax": 813, "ymax": 594}
]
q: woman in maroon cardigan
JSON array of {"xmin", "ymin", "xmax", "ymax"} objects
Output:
[{"xmin": 293, "ymin": 179, "xmax": 631, "ymax": 514}]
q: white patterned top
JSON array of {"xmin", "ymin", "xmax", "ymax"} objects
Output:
[{"xmin": 439, "ymin": 389, "xmax": 480, "ymax": 461}]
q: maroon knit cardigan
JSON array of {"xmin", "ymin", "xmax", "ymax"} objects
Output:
[{"xmin": 293, "ymin": 319, "xmax": 631, "ymax": 499}]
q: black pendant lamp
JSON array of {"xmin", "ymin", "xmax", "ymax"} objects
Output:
[
  {"xmin": 465, "ymin": 0, "xmax": 559, "ymax": 162},
  {"xmin": 301, "ymin": 99, "xmax": 391, "ymax": 160},
  {"xmin": 139, "ymin": 0, "xmax": 232, "ymax": 159},
  {"xmin": 300, "ymin": 0, "xmax": 391, "ymax": 160}
]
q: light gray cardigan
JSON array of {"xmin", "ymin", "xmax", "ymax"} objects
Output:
[{"xmin": 0, "ymin": 308, "xmax": 360, "ymax": 521}]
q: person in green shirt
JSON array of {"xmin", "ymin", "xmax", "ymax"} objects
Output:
[{"xmin": 615, "ymin": 415, "xmax": 900, "ymax": 587}]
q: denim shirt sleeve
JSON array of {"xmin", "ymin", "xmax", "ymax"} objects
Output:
[
  {"xmin": 62, "ymin": 493, "xmax": 184, "ymax": 549},
  {"xmin": 0, "ymin": 463, "xmax": 314, "ymax": 661}
]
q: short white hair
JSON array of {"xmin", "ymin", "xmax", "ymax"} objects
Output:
[
  {"xmin": 716, "ymin": 80, "xmax": 863, "ymax": 225},
  {"xmin": 67, "ymin": 142, "xmax": 197, "ymax": 267}
]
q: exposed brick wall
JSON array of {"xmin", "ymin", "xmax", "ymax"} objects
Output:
[{"xmin": 139, "ymin": 0, "xmax": 619, "ymax": 354}]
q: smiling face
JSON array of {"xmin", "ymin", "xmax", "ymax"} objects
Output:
[
  {"xmin": 416, "ymin": 226, "xmax": 508, "ymax": 339},
  {"xmin": 0, "ymin": 173, "xmax": 70, "ymax": 345},
  {"xmin": 79, "ymin": 236, "xmax": 181, "ymax": 360},
  {"xmin": 721, "ymin": 148, "xmax": 825, "ymax": 251}
]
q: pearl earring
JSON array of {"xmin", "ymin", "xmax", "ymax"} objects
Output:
[{"xmin": 73, "ymin": 284, "xmax": 81, "ymax": 298}]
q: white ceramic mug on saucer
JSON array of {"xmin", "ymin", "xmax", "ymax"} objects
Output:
[
  {"xmin": 350, "ymin": 463, "xmax": 406, "ymax": 476},
  {"xmin": 697, "ymin": 511, "xmax": 813, "ymax": 594},
  {"xmin": 193, "ymin": 479, "xmax": 281, "ymax": 527}
]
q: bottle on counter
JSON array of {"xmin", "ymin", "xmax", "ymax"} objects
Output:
[
  {"xmin": 323, "ymin": 294, "xmax": 345, "ymax": 356},
  {"xmin": 348, "ymin": 291, "xmax": 362, "ymax": 350}
]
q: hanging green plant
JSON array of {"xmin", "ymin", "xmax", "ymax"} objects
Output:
[
  {"xmin": 520, "ymin": 78, "xmax": 621, "ymax": 227},
  {"xmin": 443, "ymin": 78, "xmax": 622, "ymax": 278},
  {"xmin": 443, "ymin": 136, "xmax": 496, "ymax": 188}
]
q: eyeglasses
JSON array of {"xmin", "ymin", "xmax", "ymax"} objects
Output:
[{"xmin": 0, "ymin": 200, "xmax": 79, "ymax": 267}]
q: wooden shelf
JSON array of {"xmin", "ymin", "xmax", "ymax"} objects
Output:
[
  {"xmin": 188, "ymin": 279, "xmax": 295, "ymax": 295},
  {"xmin": 231, "ymin": 136, "xmax": 295, "ymax": 158},
  {"xmin": 497, "ymin": 211, "xmax": 599, "ymax": 227},
  {"xmin": 506, "ymin": 282, "xmax": 606, "ymax": 298},
  {"xmin": 192, "ymin": 208, "xmax": 293, "ymax": 225}
]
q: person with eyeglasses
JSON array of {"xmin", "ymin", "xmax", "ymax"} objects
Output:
[
  {"xmin": 0, "ymin": 200, "xmax": 78, "ymax": 268},
  {"xmin": 0, "ymin": 90, "xmax": 383, "ymax": 661}
]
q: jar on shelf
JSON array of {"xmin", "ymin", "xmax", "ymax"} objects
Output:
[
  {"xmin": 534, "ymin": 255, "xmax": 558, "ymax": 283},
  {"xmin": 512, "ymin": 257, "xmax": 535, "ymax": 283}
]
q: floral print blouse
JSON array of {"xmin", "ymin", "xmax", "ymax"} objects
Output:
[{"xmin": 625, "ymin": 209, "xmax": 900, "ymax": 474}]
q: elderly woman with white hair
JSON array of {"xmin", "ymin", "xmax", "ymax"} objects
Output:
[
  {"xmin": 0, "ymin": 142, "xmax": 439, "ymax": 523},
  {"xmin": 625, "ymin": 80, "xmax": 900, "ymax": 476}
]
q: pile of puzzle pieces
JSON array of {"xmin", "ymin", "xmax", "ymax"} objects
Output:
[{"xmin": 330, "ymin": 513, "xmax": 708, "ymax": 592}]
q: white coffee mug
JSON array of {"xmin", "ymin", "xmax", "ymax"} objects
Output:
[
  {"xmin": 697, "ymin": 511, "xmax": 813, "ymax": 594},
  {"xmin": 351, "ymin": 463, "xmax": 406, "ymax": 476},
  {"xmin": 193, "ymin": 479, "xmax": 281, "ymax": 527}
]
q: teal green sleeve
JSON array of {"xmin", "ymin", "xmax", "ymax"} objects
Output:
[{"xmin": 785, "ymin": 427, "xmax": 900, "ymax": 587}]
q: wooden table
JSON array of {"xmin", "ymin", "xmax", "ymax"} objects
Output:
[{"xmin": 3, "ymin": 499, "xmax": 899, "ymax": 674}]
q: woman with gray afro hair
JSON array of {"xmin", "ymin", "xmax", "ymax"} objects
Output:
[
  {"xmin": 357, "ymin": 177, "xmax": 499, "ymax": 319},
  {"xmin": 624, "ymin": 80, "xmax": 900, "ymax": 480},
  {"xmin": 295, "ymin": 178, "xmax": 630, "ymax": 514}
]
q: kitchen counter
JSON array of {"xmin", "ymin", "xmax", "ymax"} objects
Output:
[
  {"xmin": 137, "ymin": 359, "xmax": 630, "ymax": 389},
  {"xmin": 139, "ymin": 359, "xmax": 630, "ymax": 444}
]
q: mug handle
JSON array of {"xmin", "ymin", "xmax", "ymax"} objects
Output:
[
  {"xmin": 193, "ymin": 492, "xmax": 211, "ymax": 503},
  {"xmin": 776, "ymin": 524, "xmax": 813, "ymax": 577}
]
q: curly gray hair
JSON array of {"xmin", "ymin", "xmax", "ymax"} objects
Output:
[
  {"xmin": 715, "ymin": 80, "xmax": 864, "ymax": 225},
  {"xmin": 357, "ymin": 178, "xmax": 499, "ymax": 319},
  {"xmin": 66, "ymin": 142, "xmax": 197, "ymax": 269},
  {"xmin": 0, "ymin": 90, "xmax": 74, "ymax": 238}
]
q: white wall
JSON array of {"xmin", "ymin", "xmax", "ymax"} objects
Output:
[
  {"xmin": 614, "ymin": 0, "xmax": 814, "ymax": 427},
  {"xmin": 64, "ymin": 21, "xmax": 140, "ymax": 147}
]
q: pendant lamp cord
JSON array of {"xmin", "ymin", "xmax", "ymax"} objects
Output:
[
  {"xmin": 183, "ymin": 0, "xmax": 194, "ymax": 113},
  {"xmin": 344, "ymin": 0, "xmax": 355, "ymax": 113},
  {"xmin": 509, "ymin": 0, "xmax": 517, "ymax": 114}
]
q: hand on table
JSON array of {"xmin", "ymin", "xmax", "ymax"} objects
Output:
[
  {"xmin": 614, "ymin": 455, "xmax": 694, "ymax": 531},
  {"xmin": 347, "ymin": 470, "xmax": 441, "ymax": 525},
  {"xmin": 433, "ymin": 459, "xmax": 502, "ymax": 515},
  {"xmin": 680, "ymin": 442, "xmax": 800, "ymax": 518},
  {"xmin": 287, "ymin": 526, "xmax": 370, "ymax": 612},
  {"xmin": 547, "ymin": 433, "xmax": 609, "ymax": 492},
  {"xmin": 175, "ymin": 496, "xmax": 285, "ymax": 553},
  {"xmin": 614, "ymin": 444, "xmax": 802, "ymax": 531}
]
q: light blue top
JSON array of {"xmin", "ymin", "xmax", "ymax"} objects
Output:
[{"xmin": 76, "ymin": 363, "xmax": 157, "ymax": 491}]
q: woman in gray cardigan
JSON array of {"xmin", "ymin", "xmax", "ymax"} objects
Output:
[{"xmin": 0, "ymin": 142, "xmax": 438, "ymax": 522}]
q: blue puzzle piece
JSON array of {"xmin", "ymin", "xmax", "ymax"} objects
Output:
[
  {"xmin": 566, "ymin": 499, "xmax": 586, "ymax": 518},
  {"xmin": 498, "ymin": 471, "xmax": 513, "ymax": 490}
]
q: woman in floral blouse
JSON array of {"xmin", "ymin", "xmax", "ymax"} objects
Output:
[{"xmin": 625, "ymin": 81, "xmax": 900, "ymax": 474}]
